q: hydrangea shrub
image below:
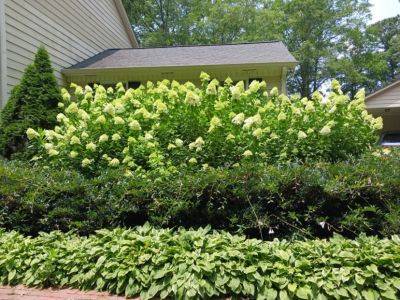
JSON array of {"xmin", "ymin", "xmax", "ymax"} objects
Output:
[{"xmin": 27, "ymin": 73, "xmax": 382, "ymax": 175}]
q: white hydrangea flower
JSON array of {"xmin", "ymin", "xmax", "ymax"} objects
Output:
[
  {"xmin": 122, "ymin": 156, "xmax": 133, "ymax": 164},
  {"xmin": 65, "ymin": 102, "xmax": 79, "ymax": 114},
  {"xmin": 277, "ymin": 112, "xmax": 287, "ymax": 121},
  {"xmin": 270, "ymin": 87, "xmax": 279, "ymax": 97},
  {"xmin": 229, "ymin": 86, "xmax": 242, "ymax": 100},
  {"xmin": 112, "ymin": 133, "xmax": 121, "ymax": 141},
  {"xmin": 44, "ymin": 143, "xmax": 53, "ymax": 150},
  {"xmin": 175, "ymin": 138, "xmax": 184, "ymax": 147},
  {"xmin": 208, "ymin": 116, "xmax": 222, "ymax": 132},
  {"xmin": 70, "ymin": 136, "xmax": 81, "ymax": 145},
  {"xmin": 320, "ymin": 125, "xmax": 331, "ymax": 136},
  {"xmin": 109, "ymin": 158, "xmax": 120, "ymax": 167},
  {"xmin": 226, "ymin": 133, "xmax": 235, "ymax": 141},
  {"xmin": 69, "ymin": 151, "xmax": 78, "ymax": 158},
  {"xmin": 154, "ymin": 99, "xmax": 168, "ymax": 113},
  {"xmin": 114, "ymin": 116, "xmax": 125, "ymax": 125},
  {"xmin": 185, "ymin": 91, "xmax": 201, "ymax": 106},
  {"xmin": 189, "ymin": 137, "xmax": 205, "ymax": 151},
  {"xmin": 58, "ymin": 102, "xmax": 64, "ymax": 108},
  {"xmin": 298, "ymin": 131, "xmax": 307, "ymax": 139},
  {"xmin": 96, "ymin": 115, "xmax": 106, "ymax": 124},
  {"xmin": 78, "ymin": 109, "xmax": 90, "ymax": 121},
  {"xmin": 81, "ymin": 158, "xmax": 92, "ymax": 167},
  {"xmin": 252, "ymin": 128, "xmax": 263, "ymax": 139},
  {"xmin": 167, "ymin": 143, "xmax": 176, "ymax": 150},
  {"xmin": 86, "ymin": 142, "xmax": 97, "ymax": 152},
  {"xmin": 200, "ymin": 71, "xmax": 210, "ymax": 82},
  {"xmin": 372, "ymin": 117, "xmax": 383, "ymax": 130},
  {"xmin": 26, "ymin": 128, "xmax": 39, "ymax": 140},
  {"xmin": 232, "ymin": 113, "xmax": 245, "ymax": 125},
  {"xmin": 99, "ymin": 134, "xmax": 109, "ymax": 143},
  {"xmin": 144, "ymin": 132, "xmax": 153, "ymax": 141},
  {"xmin": 248, "ymin": 80, "xmax": 260, "ymax": 93},
  {"xmin": 103, "ymin": 103, "xmax": 115, "ymax": 116},
  {"xmin": 48, "ymin": 149, "xmax": 59, "ymax": 157},
  {"xmin": 243, "ymin": 150, "xmax": 253, "ymax": 157},
  {"xmin": 188, "ymin": 157, "xmax": 197, "ymax": 164},
  {"xmin": 129, "ymin": 120, "xmax": 141, "ymax": 131}
]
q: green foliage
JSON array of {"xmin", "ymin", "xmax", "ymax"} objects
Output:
[
  {"xmin": 27, "ymin": 76, "xmax": 380, "ymax": 176},
  {"xmin": 1, "ymin": 150, "xmax": 399, "ymax": 238},
  {"xmin": 122, "ymin": 0, "xmax": 375, "ymax": 97},
  {"xmin": 0, "ymin": 46, "xmax": 61, "ymax": 158},
  {"xmin": 0, "ymin": 226, "xmax": 400, "ymax": 299}
]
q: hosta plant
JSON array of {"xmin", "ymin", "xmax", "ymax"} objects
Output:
[
  {"xmin": 27, "ymin": 74, "xmax": 382, "ymax": 175},
  {"xmin": 0, "ymin": 226, "xmax": 400, "ymax": 299}
]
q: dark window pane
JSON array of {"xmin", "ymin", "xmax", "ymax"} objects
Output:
[
  {"xmin": 381, "ymin": 132, "xmax": 400, "ymax": 145},
  {"xmin": 128, "ymin": 81, "xmax": 141, "ymax": 89}
]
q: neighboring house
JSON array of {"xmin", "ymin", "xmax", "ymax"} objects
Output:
[
  {"xmin": 0, "ymin": 0, "xmax": 297, "ymax": 109},
  {"xmin": 62, "ymin": 42, "xmax": 297, "ymax": 93},
  {"xmin": 0, "ymin": 0, "xmax": 138, "ymax": 107},
  {"xmin": 366, "ymin": 79, "xmax": 400, "ymax": 132}
]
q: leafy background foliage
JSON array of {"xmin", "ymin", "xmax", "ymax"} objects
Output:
[
  {"xmin": 1, "ymin": 226, "xmax": 400, "ymax": 299},
  {"xmin": 123, "ymin": 0, "xmax": 399, "ymax": 97}
]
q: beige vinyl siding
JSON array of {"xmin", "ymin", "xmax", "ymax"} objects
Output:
[
  {"xmin": 3, "ymin": 0, "xmax": 134, "ymax": 98},
  {"xmin": 366, "ymin": 82, "xmax": 400, "ymax": 109}
]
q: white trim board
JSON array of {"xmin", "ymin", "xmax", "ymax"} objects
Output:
[{"xmin": 0, "ymin": 0, "xmax": 7, "ymax": 108}]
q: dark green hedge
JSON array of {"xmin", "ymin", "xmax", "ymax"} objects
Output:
[
  {"xmin": 0, "ymin": 151, "xmax": 399, "ymax": 239},
  {"xmin": 1, "ymin": 226, "xmax": 400, "ymax": 299}
]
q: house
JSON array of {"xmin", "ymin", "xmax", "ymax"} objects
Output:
[
  {"xmin": 0, "ymin": 0, "xmax": 297, "ymax": 109},
  {"xmin": 366, "ymin": 79, "xmax": 400, "ymax": 132},
  {"xmin": 0, "ymin": 0, "xmax": 138, "ymax": 107}
]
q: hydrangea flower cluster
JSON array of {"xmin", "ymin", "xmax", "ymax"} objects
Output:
[{"xmin": 27, "ymin": 73, "xmax": 381, "ymax": 175}]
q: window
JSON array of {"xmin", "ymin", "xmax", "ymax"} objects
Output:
[
  {"xmin": 380, "ymin": 132, "xmax": 400, "ymax": 146},
  {"xmin": 127, "ymin": 81, "xmax": 141, "ymax": 89}
]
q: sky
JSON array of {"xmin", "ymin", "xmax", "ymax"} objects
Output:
[{"xmin": 369, "ymin": 0, "xmax": 400, "ymax": 23}]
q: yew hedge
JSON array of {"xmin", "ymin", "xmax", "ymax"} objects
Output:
[{"xmin": 1, "ymin": 149, "xmax": 399, "ymax": 239}]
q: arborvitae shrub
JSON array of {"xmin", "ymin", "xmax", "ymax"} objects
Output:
[{"xmin": 0, "ymin": 46, "xmax": 60, "ymax": 158}]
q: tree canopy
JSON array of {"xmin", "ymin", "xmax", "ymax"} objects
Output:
[{"xmin": 122, "ymin": 0, "xmax": 400, "ymax": 97}]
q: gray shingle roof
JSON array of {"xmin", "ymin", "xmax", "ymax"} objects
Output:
[{"xmin": 66, "ymin": 41, "xmax": 297, "ymax": 71}]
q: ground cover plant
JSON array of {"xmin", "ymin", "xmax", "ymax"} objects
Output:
[
  {"xmin": 26, "ymin": 74, "xmax": 382, "ymax": 176},
  {"xmin": 0, "ymin": 225, "xmax": 400, "ymax": 299},
  {"xmin": 1, "ymin": 149, "xmax": 399, "ymax": 238}
]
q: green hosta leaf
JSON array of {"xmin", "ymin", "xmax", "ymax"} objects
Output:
[
  {"xmin": 287, "ymin": 283, "xmax": 297, "ymax": 293},
  {"xmin": 296, "ymin": 286, "xmax": 312, "ymax": 299},
  {"xmin": 264, "ymin": 288, "xmax": 278, "ymax": 300},
  {"xmin": 244, "ymin": 266, "xmax": 258, "ymax": 274},
  {"xmin": 381, "ymin": 288, "xmax": 398, "ymax": 300},
  {"xmin": 243, "ymin": 281, "xmax": 255, "ymax": 296},
  {"xmin": 279, "ymin": 290, "xmax": 290, "ymax": 300},
  {"xmin": 228, "ymin": 278, "xmax": 240, "ymax": 291},
  {"xmin": 362, "ymin": 289, "xmax": 379, "ymax": 300},
  {"xmin": 392, "ymin": 279, "xmax": 400, "ymax": 290},
  {"xmin": 7, "ymin": 270, "xmax": 16, "ymax": 283},
  {"xmin": 355, "ymin": 274, "xmax": 366, "ymax": 285}
]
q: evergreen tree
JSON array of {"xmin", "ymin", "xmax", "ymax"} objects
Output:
[{"xmin": 0, "ymin": 46, "xmax": 61, "ymax": 158}]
